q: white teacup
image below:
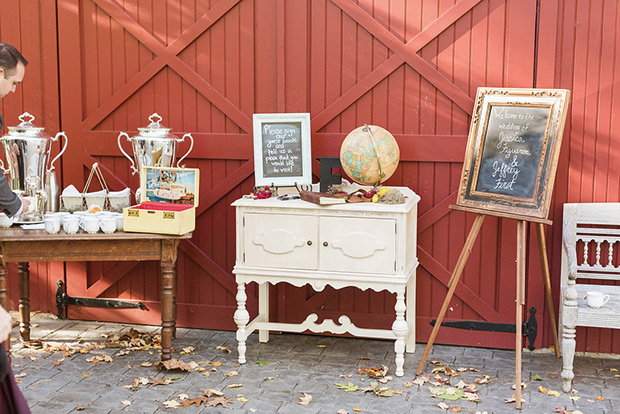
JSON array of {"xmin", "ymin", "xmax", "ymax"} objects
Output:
[
  {"xmin": 63, "ymin": 216, "xmax": 80, "ymax": 234},
  {"xmin": 114, "ymin": 213, "xmax": 123, "ymax": 232},
  {"xmin": 44, "ymin": 216, "xmax": 61, "ymax": 234},
  {"xmin": 80, "ymin": 216, "xmax": 100, "ymax": 234},
  {"xmin": 0, "ymin": 213, "xmax": 14, "ymax": 228},
  {"xmin": 99, "ymin": 216, "xmax": 116, "ymax": 234},
  {"xmin": 586, "ymin": 291, "xmax": 610, "ymax": 308}
]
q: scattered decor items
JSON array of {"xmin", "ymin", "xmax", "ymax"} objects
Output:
[
  {"xmin": 340, "ymin": 124, "xmax": 399, "ymax": 186},
  {"xmin": 123, "ymin": 166, "xmax": 199, "ymax": 235},
  {"xmin": 0, "ymin": 112, "xmax": 68, "ymax": 221},
  {"xmin": 251, "ymin": 186, "xmax": 276, "ymax": 199},
  {"xmin": 118, "ymin": 113, "xmax": 194, "ymax": 201},
  {"xmin": 252, "ymin": 113, "xmax": 312, "ymax": 188}
]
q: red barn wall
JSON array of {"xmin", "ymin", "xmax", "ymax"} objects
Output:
[{"xmin": 0, "ymin": 0, "xmax": 618, "ymax": 352}]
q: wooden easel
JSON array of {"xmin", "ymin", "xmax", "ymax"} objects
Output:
[{"xmin": 415, "ymin": 208, "xmax": 560, "ymax": 410}]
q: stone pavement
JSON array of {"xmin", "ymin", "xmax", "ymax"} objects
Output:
[{"xmin": 7, "ymin": 313, "xmax": 619, "ymax": 413}]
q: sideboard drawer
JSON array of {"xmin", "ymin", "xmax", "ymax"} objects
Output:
[{"xmin": 243, "ymin": 213, "xmax": 318, "ymax": 270}]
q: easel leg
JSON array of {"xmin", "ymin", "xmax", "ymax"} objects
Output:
[
  {"xmin": 515, "ymin": 220, "xmax": 526, "ymax": 409},
  {"xmin": 416, "ymin": 214, "xmax": 485, "ymax": 375},
  {"xmin": 536, "ymin": 223, "xmax": 560, "ymax": 358}
]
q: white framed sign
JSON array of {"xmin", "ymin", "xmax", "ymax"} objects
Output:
[{"xmin": 252, "ymin": 113, "xmax": 312, "ymax": 187}]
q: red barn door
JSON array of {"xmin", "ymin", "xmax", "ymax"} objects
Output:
[{"xmin": 54, "ymin": 0, "xmax": 543, "ymax": 350}]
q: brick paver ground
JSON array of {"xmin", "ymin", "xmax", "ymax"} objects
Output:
[{"xmin": 7, "ymin": 313, "xmax": 619, "ymax": 413}]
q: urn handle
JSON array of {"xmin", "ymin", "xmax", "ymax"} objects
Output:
[
  {"xmin": 175, "ymin": 133, "xmax": 194, "ymax": 168},
  {"xmin": 117, "ymin": 132, "xmax": 138, "ymax": 175},
  {"xmin": 47, "ymin": 131, "xmax": 68, "ymax": 173}
]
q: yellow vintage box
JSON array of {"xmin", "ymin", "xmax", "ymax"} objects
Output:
[{"xmin": 123, "ymin": 166, "xmax": 199, "ymax": 235}]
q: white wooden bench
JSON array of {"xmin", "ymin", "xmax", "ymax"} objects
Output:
[{"xmin": 560, "ymin": 202, "xmax": 620, "ymax": 392}]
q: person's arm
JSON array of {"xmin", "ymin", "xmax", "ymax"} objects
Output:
[
  {"xmin": 0, "ymin": 173, "xmax": 21, "ymax": 217},
  {"xmin": 0, "ymin": 306, "xmax": 11, "ymax": 343}
]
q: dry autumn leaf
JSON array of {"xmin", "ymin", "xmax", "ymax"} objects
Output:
[
  {"xmin": 298, "ymin": 393, "xmax": 312, "ymax": 405},
  {"xmin": 162, "ymin": 400, "xmax": 181, "ymax": 408},
  {"xmin": 352, "ymin": 408, "xmax": 362, "ymax": 413},
  {"xmin": 181, "ymin": 396, "xmax": 208, "ymax": 408},
  {"xmin": 121, "ymin": 400, "xmax": 131, "ymax": 406},
  {"xmin": 596, "ymin": 396, "xmax": 605, "ymax": 401},
  {"xmin": 451, "ymin": 407, "xmax": 462, "ymax": 412},
  {"xmin": 206, "ymin": 395, "xmax": 233, "ymax": 408},
  {"xmin": 155, "ymin": 358, "xmax": 193, "ymax": 372}
]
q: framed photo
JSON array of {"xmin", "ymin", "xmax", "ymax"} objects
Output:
[
  {"xmin": 252, "ymin": 113, "xmax": 312, "ymax": 187},
  {"xmin": 455, "ymin": 88, "xmax": 570, "ymax": 221}
]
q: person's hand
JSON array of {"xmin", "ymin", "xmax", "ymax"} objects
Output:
[
  {"xmin": 19, "ymin": 196, "xmax": 31, "ymax": 213},
  {"xmin": 0, "ymin": 306, "xmax": 12, "ymax": 343}
]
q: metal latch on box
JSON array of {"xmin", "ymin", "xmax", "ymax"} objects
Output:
[
  {"xmin": 55, "ymin": 280, "xmax": 146, "ymax": 319},
  {"xmin": 430, "ymin": 307, "xmax": 538, "ymax": 351}
]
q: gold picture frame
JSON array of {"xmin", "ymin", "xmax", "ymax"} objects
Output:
[{"xmin": 455, "ymin": 88, "xmax": 570, "ymax": 222}]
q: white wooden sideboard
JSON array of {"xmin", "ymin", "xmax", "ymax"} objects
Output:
[{"xmin": 231, "ymin": 187, "xmax": 420, "ymax": 376}]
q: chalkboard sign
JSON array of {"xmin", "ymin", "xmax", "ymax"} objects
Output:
[
  {"xmin": 456, "ymin": 88, "xmax": 570, "ymax": 221},
  {"xmin": 253, "ymin": 113, "xmax": 312, "ymax": 187}
]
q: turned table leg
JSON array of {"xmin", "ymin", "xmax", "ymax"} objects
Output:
[
  {"xmin": 18, "ymin": 262, "xmax": 30, "ymax": 341},
  {"xmin": 392, "ymin": 287, "xmax": 408, "ymax": 377},
  {"xmin": 160, "ymin": 240, "xmax": 179, "ymax": 361},
  {"xmin": 234, "ymin": 282, "xmax": 249, "ymax": 364}
]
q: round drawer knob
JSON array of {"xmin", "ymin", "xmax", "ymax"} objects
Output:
[
  {"xmin": 323, "ymin": 241, "xmax": 328, "ymax": 247},
  {"xmin": 307, "ymin": 240, "xmax": 312, "ymax": 246}
]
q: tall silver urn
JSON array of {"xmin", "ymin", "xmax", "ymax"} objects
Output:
[
  {"xmin": 118, "ymin": 113, "xmax": 194, "ymax": 201},
  {"xmin": 0, "ymin": 112, "xmax": 68, "ymax": 221}
]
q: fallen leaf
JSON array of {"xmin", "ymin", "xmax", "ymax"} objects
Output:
[
  {"xmin": 121, "ymin": 400, "xmax": 131, "ymax": 406},
  {"xmin": 504, "ymin": 396, "xmax": 526, "ymax": 403},
  {"xmin": 227, "ymin": 383, "xmax": 243, "ymax": 388},
  {"xmin": 237, "ymin": 397, "xmax": 248, "ymax": 402},
  {"xmin": 610, "ymin": 368, "xmax": 618, "ymax": 372},
  {"xmin": 204, "ymin": 389, "xmax": 224, "ymax": 397},
  {"xmin": 298, "ymin": 393, "xmax": 312, "ymax": 405},
  {"xmin": 14, "ymin": 373, "xmax": 27, "ymax": 378},
  {"xmin": 225, "ymin": 370, "xmax": 239, "ymax": 377},
  {"xmin": 404, "ymin": 381, "xmax": 413, "ymax": 388},
  {"xmin": 255, "ymin": 360, "xmax": 269, "ymax": 366},
  {"xmin": 216, "ymin": 346, "xmax": 231, "ymax": 353},
  {"xmin": 455, "ymin": 380, "xmax": 468, "ymax": 389},
  {"xmin": 181, "ymin": 396, "xmax": 208, "ymax": 408},
  {"xmin": 162, "ymin": 400, "xmax": 181, "ymax": 408},
  {"xmin": 141, "ymin": 362, "xmax": 153, "ymax": 367},
  {"xmin": 149, "ymin": 377, "xmax": 173, "ymax": 386},
  {"xmin": 569, "ymin": 396, "xmax": 580, "ymax": 402},
  {"xmin": 360, "ymin": 356, "xmax": 371, "ymax": 360},
  {"xmin": 337, "ymin": 410, "xmax": 348, "ymax": 414},
  {"xmin": 596, "ymin": 396, "xmax": 605, "ymax": 401},
  {"xmin": 547, "ymin": 390, "xmax": 561, "ymax": 397},
  {"xmin": 155, "ymin": 358, "xmax": 193, "ymax": 372},
  {"xmin": 430, "ymin": 360, "xmax": 443, "ymax": 366},
  {"xmin": 178, "ymin": 394, "xmax": 189, "ymax": 401},
  {"xmin": 538, "ymin": 385, "xmax": 548, "ymax": 394},
  {"xmin": 438, "ymin": 402, "xmax": 450, "ymax": 409},
  {"xmin": 352, "ymin": 407, "xmax": 362, "ymax": 412},
  {"xmin": 475, "ymin": 375, "xmax": 490, "ymax": 384},
  {"xmin": 336, "ymin": 383, "xmax": 360, "ymax": 392},
  {"xmin": 76, "ymin": 406, "xmax": 84, "ymax": 411},
  {"xmin": 206, "ymin": 395, "xmax": 233, "ymax": 407},
  {"xmin": 316, "ymin": 344, "xmax": 326, "ymax": 348},
  {"xmin": 358, "ymin": 365, "xmax": 389, "ymax": 379},
  {"xmin": 532, "ymin": 373, "xmax": 543, "ymax": 381},
  {"xmin": 429, "ymin": 387, "xmax": 464, "ymax": 401},
  {"xmin": 451, "ymin": 407, "xmax": 461, "ymax": 412}
]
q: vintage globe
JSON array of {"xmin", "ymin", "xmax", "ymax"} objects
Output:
[{"xmin": 340, "ymin": 125, "xmax": 400, "ymax": 185}]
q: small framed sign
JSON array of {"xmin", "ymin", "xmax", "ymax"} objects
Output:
[
  {"xmin": 456, "ymin": 88, "xmax": 570, "ymax": 221},
  {"xmin": 253, "ymin": 113, "xmax": 312, "ymax": 187}
]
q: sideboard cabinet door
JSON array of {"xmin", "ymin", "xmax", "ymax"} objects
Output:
[
  {"xmin": 243, "ymin": 213, "xmax": 318, "ymax": 270},
  {"xmin": 319, "ymin": 216, "xmax": 396, "ymax": 275}
]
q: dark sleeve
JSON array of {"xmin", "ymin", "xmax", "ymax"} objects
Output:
[{"xmin": 0, "ymin": 174, "xmax": 21, "ymax": 217}]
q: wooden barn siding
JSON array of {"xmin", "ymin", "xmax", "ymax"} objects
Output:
[
  {"xmin": 0, "ymin": 0, "xmax": 617, "ymax": 352},
  {"xmin": 0, "ymin": 0, "xmax": 62, "ymax": 315},
  {"xmin": 538, "ymin": 0, "xmax": 620, "ymax": 353}
]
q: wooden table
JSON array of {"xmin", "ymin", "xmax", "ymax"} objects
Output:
[{"xmin": 0, "ymin": 227, "xmax": 191, "ymax": 360}]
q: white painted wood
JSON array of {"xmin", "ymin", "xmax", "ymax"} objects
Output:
[
  {"xmin": 232, "ymin": 186, "xmax": 420, "ymax": 377},
  {"xmin": 559, "ymin": 202, "xmax": 620, "ymax": 392}
]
